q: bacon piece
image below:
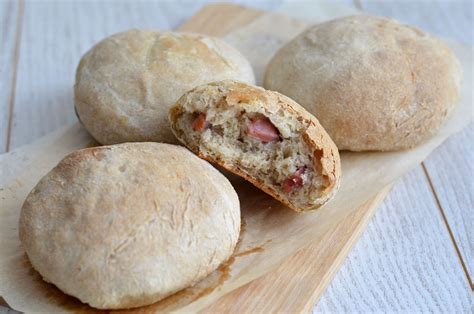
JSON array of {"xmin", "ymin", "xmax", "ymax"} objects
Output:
[
  {"xmin": 246, "ymin": 116, "xmax": 279, "ymax": 142},
  {"xmin": 282, "ymin": 167, "xmax": 306, "ymax": 193},
  {"xmin": 192, "ymin": 113, "xmax": 210, "ymax": 131}
]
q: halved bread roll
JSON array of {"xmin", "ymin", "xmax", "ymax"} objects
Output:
[{"xmin": 169, "ymin": 80, "xmax": 341, "ymax": 212}]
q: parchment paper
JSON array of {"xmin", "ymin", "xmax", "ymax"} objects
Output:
[{"xmin": 0, "ymin": 3, "xmax": 472, "ymax": 314}]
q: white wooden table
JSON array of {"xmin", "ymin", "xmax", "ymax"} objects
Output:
[{"xmin": 0, "ymin": 0, "xmax": 472, "ymax": 312}]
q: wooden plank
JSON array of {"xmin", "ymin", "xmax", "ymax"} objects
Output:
[
  {"xmin": 315, "ymin": 167, "xmax": 472, "ymax": 312},
  {"xmin": 203, "ymin": 186, "xmax": 390, "ymax": 313},
  {"xmin": 423, "ymin": 123, "xmax": 474, "ymax": 285},
  {"xmin": 0, "ymin": 0, "xmax": 22, "ymax": 153},
  {"xmin": 179, "ymin": 3, "xmax": 263, "ymax": 36},
  {"xmin": 359, "ymin": 0, "xmax": 473, "ymax": 44}
]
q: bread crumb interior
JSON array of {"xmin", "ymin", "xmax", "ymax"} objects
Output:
[{"xmin": 173, "ymin": 98, "xmax": 327, "ymax": 210}]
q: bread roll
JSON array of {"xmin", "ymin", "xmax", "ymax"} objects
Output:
[
  {"xmin": 264, "ymin": 15, "xmax": 462, "ymax": 151},
  {"xmin": 75, "ymin": 29, "xmax": 255, "ymax": 145},
  {"xmin": 19, "ymin": 143, "xmax": 240, "ymax": 309},
  {"xmin": 169, "ymin": 80, "xmax": 341, "ymax": 212}
]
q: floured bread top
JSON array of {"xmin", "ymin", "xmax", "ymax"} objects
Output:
[
  {"xmin": 265, "ymin": 15, "xmax": 462, "ymax": 151},
  {"xmin": 75, "ymin": 29, "xmax": 255, "ymax": 145},
  {"xmin": 19, "ymin": 143, "xmax": 240, "ymax": 309}
]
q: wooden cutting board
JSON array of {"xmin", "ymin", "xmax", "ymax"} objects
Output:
[{"xmin": 177, "ymin": 3, "xmax": 392, "ymax": 313}]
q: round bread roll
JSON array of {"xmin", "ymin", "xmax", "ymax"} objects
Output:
[
  {"xmin": 75, "ymin": 29, "xmax": 255, "ymax": 145},
  {"xmin": 169, "ymin": 80, "xmax": 341, "ymax": 212},
  {"xmin": 19, "ymin": 143, "xmax": 240, "ymax": 309},
  {"xmin": 264, "ymin": 15, "xmax": 462, "ymax": 151}
]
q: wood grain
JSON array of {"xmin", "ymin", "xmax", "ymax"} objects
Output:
[
  {"xmin": 359, "ymin": 0, "xmax": 473, "ymax": 45},
  {"xmin": 179, "ymin": 3, "xmax": 263, "ymax": 36},
  {"xmin": 203, "ymin": 186, "xmax": 391, "ymax": 313},
  {"xmin": 0, "ymin": 0, "xmax": 21, "ymax": 153},
  {"xmin": 315, "ymin": 167, "xmax": 473, "ymax": 312},
  {"xmin": 423, "ymin": 123, "xmax": 474, "ymax": 286}
]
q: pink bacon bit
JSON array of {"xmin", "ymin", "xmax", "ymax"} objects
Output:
[
  {"xmin": 192, "ymin": 113, "xmax": 210, "ymax": 131},
  {"xmin": 246, "ymin": 116, "xmax": 279, "ymax": 143},
  {"xmin": 282, "ymin": 167, "xmax": 306, "ymax": 193}
]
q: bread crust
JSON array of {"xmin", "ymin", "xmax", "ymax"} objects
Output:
[
  {"xmin": 19, "ymin": 143, "xmax": 240, "ymax": 309},
  {"xmin": 264, "ymin": 15, "xmax": 462, "ymax": 151},
  {"xmin": 74, "ymin": 29, "xmax": 255, "ymax": 145},
  {"xmin": 169, "ymin": 81, "xmax": 341, "ymax": 212}
]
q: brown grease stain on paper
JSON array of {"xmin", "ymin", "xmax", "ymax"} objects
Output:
[{"xmin": 234, "ymin": 246, "xmax": 264, "ymax": 257}]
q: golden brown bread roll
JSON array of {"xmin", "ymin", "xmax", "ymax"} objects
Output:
[
  {"xmin": 75, "ymin": 29, "xmax": 255, "ymax": 145},
  {"xmin": 264, "ymin": 15, "xmax": 462, "ymax": 151},
  {"xmin": 19, "ymin": 143, "xmax": 240, "ymax": 309}
]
